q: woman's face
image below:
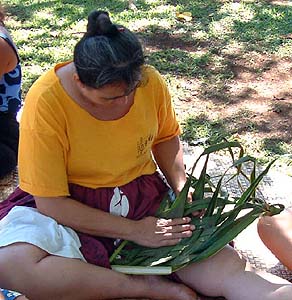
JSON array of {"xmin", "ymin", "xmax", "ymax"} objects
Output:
[{"xmin": 78, "ymin": 81, "xmax": 135, "ymax": 107}]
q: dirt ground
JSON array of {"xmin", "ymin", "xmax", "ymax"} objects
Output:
[
  {"xmin": 144, "ymin": 32, "xmax": 292, "ymax": 149},
  {"xmin": 207, "ymin": 54, "xmax": 292, "ymax": 143}
]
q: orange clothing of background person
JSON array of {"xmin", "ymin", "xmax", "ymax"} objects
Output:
[{"xmin": 18, "ymin": 62, "xmax": 180, "ymax": 197}]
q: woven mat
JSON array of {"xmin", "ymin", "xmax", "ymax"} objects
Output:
[
  {"xmin": 0, "ymin": 168, "xmax": 18, "ymax": 202},
  {"xmin": 1, "ymin": 150, "xmax": 292, "ymax": 299}
]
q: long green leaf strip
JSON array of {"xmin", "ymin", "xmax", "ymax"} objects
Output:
[{"xmin": 110, "ymin": 141, "xmax": 284, "ymax": 273}]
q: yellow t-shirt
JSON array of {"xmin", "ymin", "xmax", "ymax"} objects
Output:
[{"xmin": 19, "ymin": 63, "xmax": 180, "ymax": 197}]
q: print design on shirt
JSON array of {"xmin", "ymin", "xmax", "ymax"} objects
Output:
[
  {"xmin": 0, "ymin": 65, "xmax": 22, "ymax": 113},
  {"xmin": 109, "ymin": 187, "xmax": 130, "ymax": 217},
  {"xmin": 137, "ymin": 133, "xmax": 154, "ymax": 158}
]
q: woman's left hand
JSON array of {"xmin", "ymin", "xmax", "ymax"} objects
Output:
[{"xmin": 186, "ymin": 187, "xmax": 205, "ymax": 217}]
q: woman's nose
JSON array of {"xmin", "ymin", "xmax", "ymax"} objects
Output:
[{"xmin": 116, "ymin": 95, "xmax": 128, "ymax": 105}]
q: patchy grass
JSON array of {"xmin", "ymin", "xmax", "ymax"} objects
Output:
[{"xmin": 2, "ymin": 0, "xmax": 292, "ymax": 174}]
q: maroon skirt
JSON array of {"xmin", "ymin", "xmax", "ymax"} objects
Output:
[{"xmin": 0, "ymin": 172, "xmax": 169, "ymax": 268}]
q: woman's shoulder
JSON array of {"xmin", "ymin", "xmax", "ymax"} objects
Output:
[
  {"xmin": 22, "ymin": 65, "xmax": 69, "ymax": 131},
  {"xmin": 141, "ymin": 65, "xmax": 166, "ymax": 87},
  {"xmin": 142, "ymin": 64, "xmax": 161, "ymax": 77},
  {"xmin": 0, "ymin": 31, "xmax": 18, "ymax": 75}
]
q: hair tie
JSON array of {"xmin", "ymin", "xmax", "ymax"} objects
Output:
[{"xmin": 86, "ymin": 10, "xmax": 120, "ymax": 37}]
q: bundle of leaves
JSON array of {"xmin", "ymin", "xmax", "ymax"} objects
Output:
[{"xmin": 110, "ymin": 141, "xmax": 284, "ymax": 273}]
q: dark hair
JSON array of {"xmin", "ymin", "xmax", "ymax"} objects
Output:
[{"xmin": 73, "ymin": 10, "xmax": 144, "ymax": 90}]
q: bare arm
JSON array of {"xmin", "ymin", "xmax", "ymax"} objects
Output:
[
  {"xmin": 35, "ymin": 195, "xmax": 135, "ymax": 240},
  {"xmin": 152, "ymin": 135, "xmax": 187, "ymax": 195},
  {"xmin": 34, "ymin": 195, "xmax": 194, "ymax": 248},
  {"xmin": 0, "ymin": 36, "xmax": 17, "ymax": 78}
]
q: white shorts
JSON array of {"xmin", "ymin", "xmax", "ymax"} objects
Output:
[{"xmin": 0, "ymin": 206, "xmax": 86, "ymax": 261}]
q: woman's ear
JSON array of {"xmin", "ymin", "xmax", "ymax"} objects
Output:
[
  {"xmin": 73, "ymin": 72, "xmax": 87, "ymax": 91},
  {"xmin": 73, "ymin": 72, "xmax": 82, "ymax": 86}
]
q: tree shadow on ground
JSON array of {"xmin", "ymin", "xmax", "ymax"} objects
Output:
[
  {"xmin": 139, "ymin": 0, "xmax": 292, "ymax": 103},
  {"xmin": 181, "ymin": 111, "xmax": 292, "ymax": 158},
  {"xmin": 135, "ymin": 0, "xmax": 292, "ymax": 152},
  {"xmin": 5, "ymin": 0, "xmax": 147, "ymax": 23}
]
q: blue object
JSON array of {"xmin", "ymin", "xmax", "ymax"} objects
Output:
[
  {"xmin": 0, "ymin": 288, "xmax": 21, "ymax": 300},
  {"xmin": 0, "ymin": 32, "xmax": 22, "ymax": 114}
]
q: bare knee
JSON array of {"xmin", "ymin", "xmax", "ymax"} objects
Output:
[
  {"xmin": 220, "ymin": 245, "xmax": 247, "ymax": 276},
  {"xmin": 0, "ymin": 243, "xmax": 47, "ymax": 264},
  {"xmin": 258, "ymin": 213, "xmax": 292, "ymax": 270},
  {"xmin": 257, "ymin": 212, "xmax": 292, "ymax": 245},
  {"xmin": 0, "ymin": 245, "xmax": 16, "ymax": 280},
  {"xmin": 175, "ymin": 245, "xmax": 247, "ymax": 296},
  {"xmin": 198, "ymin": 245, "xmax": 247, "ymax": 278},
  {"xmin": 0, "ymin": 243, "xmax": 48, "ymax": 288},
  {"xmin": 259, "ymin": 209, "xmax": 292, "ymax": 230},
  {"xmin": 258, "ymin": 215, "xmax": 276, "ymax": 242}
]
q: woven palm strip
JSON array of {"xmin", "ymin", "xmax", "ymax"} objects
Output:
[{"xmin": 0, "ymin": 168, "xmax": 18, "ymax": 202}]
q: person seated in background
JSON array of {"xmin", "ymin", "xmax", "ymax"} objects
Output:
[
  {"xmin": 0, "ymin": 9, "xmax": 292, "ymax": 300},
  {"xmin": 0, "ymin": 4, "xmax": 28, "ymax": 300},
  {"xmin": 0, "ymin": 3, "xmax": 22, "ymax": 180},
  {"xmin": 258, "ymin": 208, "xmax": 292, "ymax": 270}
]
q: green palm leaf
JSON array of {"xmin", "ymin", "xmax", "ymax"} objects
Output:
[{"xmin": 110, "ymin": 140, "xmax": 284, "ymax": 274}]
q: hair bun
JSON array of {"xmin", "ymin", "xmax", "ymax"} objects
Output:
[{"xmin": 86, "ymin": 10, "xmax": 119, "ymax": 37}]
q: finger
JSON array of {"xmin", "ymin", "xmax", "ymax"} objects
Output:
[
  {"xmin": 187, "ymin": 194, "xmax": 193, "ymax": 204},
  {"xmin": 192, "ymin": 209, "xmax": 206, "ymax": 217},
  {"xmin": 157, "ymin": 217, "xmax": 191, "ymax": 227},
  {"xmin": 156, "ymin": 218, "xmax": 171, "ymax": 226},
  {"xmin": 192, "ymin": 210, "xmax": 202, "ymax": 217},
  {"xmin": 157, "ymin": 229, "xmax": 198, "ymax": 246},
  {"xmin": 168, "ymin": 217, "xmax": 192, "ymax": 225},
  {"xmin": 187, "ymin": 188, "xmax": 194, "ymax": 203},
  {"xmin": 158, "ymin": 223, "xmax": 195, "ymax": 234},
  {"xmin": 159, "ymin": 238, "xmax": 182, "ymax": 247},
  {"xmin": 162, "ymin": 230, "xmax": 193, "ymax": 240}
]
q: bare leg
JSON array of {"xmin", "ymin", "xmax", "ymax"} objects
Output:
[
  {"xmin": 0, "ymin": 243, "xmax": 197, "ymax": 300},
  {"xmin": 176, "ymin": 245, "xmax": 292, "ymax": 300},
  {"xmin": 257, "ymin": 209, "xmax": 292, "ymax": 270}
]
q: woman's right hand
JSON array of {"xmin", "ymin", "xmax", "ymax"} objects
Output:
[{"xmin": 132, "ymin": 216, "xmax": 195, "ymax": 248}]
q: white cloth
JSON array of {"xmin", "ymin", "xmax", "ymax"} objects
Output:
[{"xmin": 0, "ymin": 206, "xmax": 86, "ymax": 261}]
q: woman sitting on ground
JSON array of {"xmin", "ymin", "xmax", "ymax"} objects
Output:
[{"xmin": 0, "ymin": 10, "xmax": 292, "ymax": 300}]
